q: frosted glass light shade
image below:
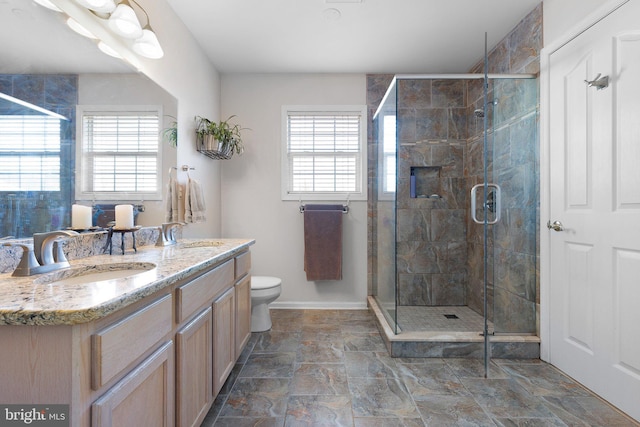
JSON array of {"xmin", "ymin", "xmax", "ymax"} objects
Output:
[
  {"xmin": 67, "ymin": 17, "xmax": 98, "ymax": 39},
  {"xmin": 108, "ymin": 3, "xmax": 142, "ymax": 39},
  {"xmin": 133, "ymin": 28, "xmax": 164, "ymax": 59},
  {"xmin": 33, "ymin": 0, "xmax": 63, "ymax": 12},
  {"xmin": 74, "ymin": 0, "xmax": 116, "ymax": 14}
]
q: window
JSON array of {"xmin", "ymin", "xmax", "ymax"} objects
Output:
[
  {"xmin": 0, "ymin": 115, "xmax": 61, "ymax": 191},
  {"xmin": 282, "ymin": 105, "xmax": 367, "ymax": 201},
  {"xmin": 381, "ymin": 114, "xmax": 397, "ymax": 195},
  {"xmin": 76, "ymin": 106, "xmax": 162, "ymax": 201}
]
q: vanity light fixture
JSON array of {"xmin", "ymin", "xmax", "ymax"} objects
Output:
[
  {"xmin": 108, "ymin": 0, "xmax": 143, "ymax": 39},
  {"xmin": 97, "ymin": 40, "xmax": 123, "ymax": 58},
  {"xmin": 130, "ymin": 2, "xmax": 163, "ymax": 59},
  {"xmin": 74, "ymin": 0, "xmax": 116, "ymax": 14},
  {"xmin": 66, "ymin": 17, "xmax": 98, "ymax": 39},
  {"xmin": 33, "ymin": 0, "xmax": 63, "ymax": 12},
  {"xmin": 133, "ymin": 26, "xmax": 163, "ymax": 59}
]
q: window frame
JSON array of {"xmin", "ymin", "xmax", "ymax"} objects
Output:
[
  {"xmin": 281, "ymin": 105, "xmax": 367, "ymax": 201},
  {"xmin": 75, "ymin": 105, "xmax": 163, "ymax": 201}
]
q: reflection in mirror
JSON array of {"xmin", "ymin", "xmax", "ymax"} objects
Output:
[{"xmin": 0, "ymin": 0, "xmax": 177, "ymax": 238}]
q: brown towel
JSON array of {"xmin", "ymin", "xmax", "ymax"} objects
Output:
[{"xmin": 303, "ymin": 204, "xmax": 343, "ymax": 281}]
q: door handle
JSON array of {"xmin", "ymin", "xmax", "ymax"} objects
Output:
[
  {"xmin": 471, "ymin": 184, "xmax": 501, "ymax": 225},
  {"xmin": 547, "ymin": 220, "xmax": 564, "ymax": 232}
]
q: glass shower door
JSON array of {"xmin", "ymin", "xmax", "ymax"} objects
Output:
[
  {"xmin": 373, "ymin": 79, "xmax": 398, "ymax": 333},
  {"xmin": 490, "ymin": 77, "xmax": 539, "ymax": 335}
]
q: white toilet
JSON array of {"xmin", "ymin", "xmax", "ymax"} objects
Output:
[{"xmin": 250, "ymin": 276, "xmax": 282, "ymax": 332}]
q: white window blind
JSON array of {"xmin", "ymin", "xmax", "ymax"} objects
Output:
[
  {"xmin": 77, "ymin": 107, "xmax": 161, "ymax": 200},
  {"xmin": 0, "ymin": 115, "xmax": 61, "ymax": 191},
  {"xmin": 382, "ymin": 114, "xmax": 397, "ymax": 193},
  {"xmin": 282, "ymin": 106, "xmax": 366, "ymax": 200}
]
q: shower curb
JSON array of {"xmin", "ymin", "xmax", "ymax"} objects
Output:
[{"xmin": 368, "ymin": 296, "xmax": 540, "ymax": 359}]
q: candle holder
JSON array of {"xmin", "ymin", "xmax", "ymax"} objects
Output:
[{"xmin": 104, "ymin": 225, "xmax": 142, "ymax": 255}]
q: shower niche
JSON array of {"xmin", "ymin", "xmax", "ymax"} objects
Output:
[{"xmin": 410, "ymin": 166, "xmax": 443, "ymax": 200}]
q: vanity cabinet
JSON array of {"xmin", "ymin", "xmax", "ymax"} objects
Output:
[
  {"xmin": 234, "ymin": 251, "xmax": 252, "ymax": 357},
  {"xmin": 175, "ymin": 308, "xmax": 212, "ymax": 427},
  {"xmin": 235, "ymin": 275, "xmax": 251, "ymax": 357},
  {"xmin": 92, "ymin": 341, "xmax": 175, "ymax": 427},
  {"xmin": 0, "ymin": 243, "xmax": 253, "ymax": 427},
  {"xmin": 212, "ymin": 287, "xmax": 236, "ymax": 396}
]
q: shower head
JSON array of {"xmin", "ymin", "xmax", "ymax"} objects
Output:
[{"xmin": 473, "ymin": 99, "xmax": 498, "ymax": 118}]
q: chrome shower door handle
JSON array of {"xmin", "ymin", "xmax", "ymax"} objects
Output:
[{"xmin": 470, "ymin": 183, "xmax": 501, "ymax": 225}]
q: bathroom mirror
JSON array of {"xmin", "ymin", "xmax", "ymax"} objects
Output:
[{"xmin": 0, "ymin": 0, "xmax": 177, "ymax": 238}]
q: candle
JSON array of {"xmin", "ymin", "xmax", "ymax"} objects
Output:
[
  {"xmin": 115, "ymin": 204, "xmax": 134, "ymax": 229},
  {"xmin": 71, "ymin": 204, "xmax": 92, "ymax": 229}
]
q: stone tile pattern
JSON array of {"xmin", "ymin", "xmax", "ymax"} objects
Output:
[
  {"xmin": 0, "ymin": 74, "xmax": 78, "ymax": 239},
  {"xmin": 465, "ymin": 4, "xmax": 542, "ymax": 333},
  {"xmin": 0, "ymin": 226, "xmax": 164, "ymax": 274},
  {"xmin": 202, "ymin": 309, "xmax": 639, "ymax": 427},
  {"xmin": 366, "ymin": 4, "xmax": 542, "ymax": 334}
]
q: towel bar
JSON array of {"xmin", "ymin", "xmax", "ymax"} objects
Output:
[{"xmin": 299, "ymin": 205, "xmax": 349, "ymax": 214}]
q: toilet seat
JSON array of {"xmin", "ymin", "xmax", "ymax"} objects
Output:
[{"xmin": 251, "ymin": 276, "xmax": 281, "ymax": 290}]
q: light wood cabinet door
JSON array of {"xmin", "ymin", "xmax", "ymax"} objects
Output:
[
  {"xmin": 235, "ymin": 275, "xmax": 251, "ymax": 357},
  {"xmin": 212, "ymin": 287, "xmax": 235, "ymax": 396},
  {"xmin": 176, "ymin": 308, "xmax": 213, "ymax": 427},
  {"xmin": 92, "ymin": 341, "xmax": 174, "ymax": 427}
]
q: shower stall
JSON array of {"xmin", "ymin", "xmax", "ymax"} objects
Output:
[{"xmin": 369, "ymin": 71, "xmax": 539, "ymax": 364}]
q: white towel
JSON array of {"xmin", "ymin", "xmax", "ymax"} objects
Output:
[
  {"xmin": 185, "ymin": 178, "xmax": 206, "ymax": 223},
  {"xmin": 165, "ymin": 174, "xmax": 180, "ymax": 222}
]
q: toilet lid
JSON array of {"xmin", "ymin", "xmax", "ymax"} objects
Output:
[{"xmin": 251, "ymin": 276, "xmax": 281, "ymax": 290}]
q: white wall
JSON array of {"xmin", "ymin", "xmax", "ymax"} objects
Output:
[
  {"xmin": 220, "ymin": 74, "xmax": 368, "ymax": 309},
  {"xmin": 543, "ymin": 0, "xmax": 624, "ymax": 46},
  {"xmin": 56, "ymin": 0, "xmax": 223, "ymax": 237}
]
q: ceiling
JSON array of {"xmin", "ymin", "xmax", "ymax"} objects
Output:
[
  {"xmin": 1, "ymin": 0, "xmax": 541, "ymax": 76},
  {"xmin": 167, "ymin": 0, "xmax": 541, "ymax": 74}
]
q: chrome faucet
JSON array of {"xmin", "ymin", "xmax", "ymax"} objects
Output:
[
  {"xmin": 3, "ymin": 230, "xmax": 78, "ymax": 277},
  {"xmin": 156, "ymin": 222, "xmax": 182, "ymax": 246},
  {"xmin": 2, "ymin": 243, "xmax": 40, "ymax": 277},
  {"xmin": 32, "ymin": 230, "xmax": 79, "ymax": 270}
]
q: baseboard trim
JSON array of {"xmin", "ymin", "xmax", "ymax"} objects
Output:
[{"xmin": 269, "ymin": 301, "xmax": 368, "ymax": 310}]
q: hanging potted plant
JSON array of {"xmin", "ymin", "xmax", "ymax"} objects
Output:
[{"xmin": 195, "ymin": 115, "xmax": 247, "ymax": 159}]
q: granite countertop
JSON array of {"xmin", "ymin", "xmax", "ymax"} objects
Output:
[{"xmin": 0, "ymin": 238, "xmax": 254, "ymax": 326}]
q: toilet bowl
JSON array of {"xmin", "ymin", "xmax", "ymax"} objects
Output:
[{"xmin": 250, "ymin": 276, "xmax": 281, "ymax": 332}]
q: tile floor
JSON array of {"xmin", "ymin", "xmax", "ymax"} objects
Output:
[{"xmin": 201, "ymin": 309, "xmax": 639, "ymax": 427}]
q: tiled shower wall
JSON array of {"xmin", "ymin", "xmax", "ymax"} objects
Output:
[
  {"xmin": 395, "ymin": 79, "xmax": 469, "ymax": 306},
  {"xmin": 466, "ymin": 4, "xmax": 541, "ymax": 332},
  {"xmin": 367, "ymin": 3, "xmax": 541, "ymax": 333}
]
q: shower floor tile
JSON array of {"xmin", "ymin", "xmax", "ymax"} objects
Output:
[{"xmin": 395, "ymin": 306, "xmax": 493, "ymax": 333}]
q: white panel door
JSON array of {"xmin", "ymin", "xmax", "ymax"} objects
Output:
[{"xmin": 549, "ymin": 0, "xmax": 640, "ymax": 421}]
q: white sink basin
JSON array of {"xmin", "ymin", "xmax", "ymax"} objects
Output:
[{"xmin": 34, "ymin": 262, "xmax": 157, "ymax": 286}]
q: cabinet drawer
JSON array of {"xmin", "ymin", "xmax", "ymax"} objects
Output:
[
  {"xmin": 92, "ymin": 295, "xmax": 172, "ymax": 390},
  {"xmin": 92, "ymin": 341, "xmax": 174, "ymax": 427},
  {"xmin": 176, "ymin": 260, "xmax": 234, "ymax": 323},
  {"xmin": 235, "ymin": 251, "xmax": 251, "ymax": 279}
]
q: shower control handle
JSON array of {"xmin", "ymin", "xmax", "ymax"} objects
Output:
[
  {"xmin": 547, "ymin": 220, "xmax": 564, "ymax": 232},
  {"xmin": 470, "ymin": 184, "xmax": 501, "ymax": 225}
]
